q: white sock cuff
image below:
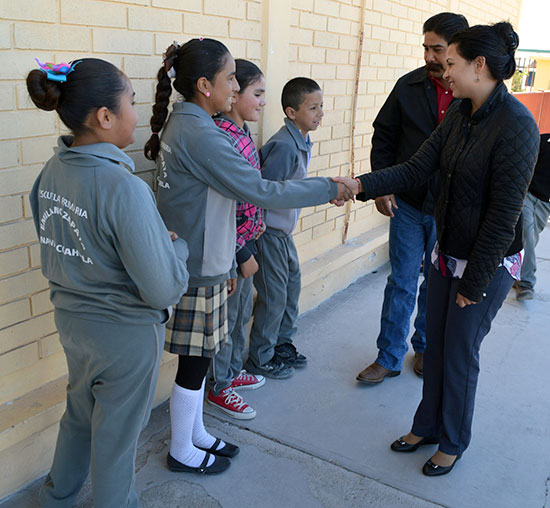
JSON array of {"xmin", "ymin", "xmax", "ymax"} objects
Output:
[{"xmin": 172, "ymin": 382, "xmax": 201, "ymax": 398}]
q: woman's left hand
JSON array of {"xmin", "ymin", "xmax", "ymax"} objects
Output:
[
  {"xmin": 227, "ymin": 277, "xmax": 238, "ymax": 297},
  {"xmin": 456, "ymin": 293, "xmax": 477, "ymax": 308}
]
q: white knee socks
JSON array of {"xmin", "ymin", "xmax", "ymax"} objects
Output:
[
  {"xmin": 192, "ymin": 379, "xmax": 225, "ymax": 451},
  {"xmin": 169, "ymin": 383, "xmax": 214, "ymax": 467}
]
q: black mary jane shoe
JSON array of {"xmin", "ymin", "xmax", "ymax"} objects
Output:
[
  {"xmin": 166, "ymin": 452, "xmax": 231, "ymax": 474},
  {"xmin": 390, "ymin": 436, "xmax": 439, "ymax": 453},
  {"xmin": 422, "ymin": 454, "xmax": 461, "ymax": 477},
  {"xmin": 197, "ymin": 437, "xmax": 240, "ymax": 458}
]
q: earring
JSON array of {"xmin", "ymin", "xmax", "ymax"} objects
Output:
[
  {"xmin": 475, "ymin": 75, "xmax": 480, "ymax": 83},
  {"xmin": 205, "ymin": 91, "xmax": 211, "ymax": 97}
]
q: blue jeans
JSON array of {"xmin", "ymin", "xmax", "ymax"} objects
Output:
[{"xmin": 375, "ymin": 196, "xmax": 437, "ymax": 372}]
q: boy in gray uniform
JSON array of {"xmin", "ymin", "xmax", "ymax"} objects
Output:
[{"xmin": 246, "ymin": 78, "xmax": 324, "ymax": 379}]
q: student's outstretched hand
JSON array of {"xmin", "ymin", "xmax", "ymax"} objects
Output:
[{"xmin": 168, "ymin": 230, "xmax": 179, "ymax": 241}]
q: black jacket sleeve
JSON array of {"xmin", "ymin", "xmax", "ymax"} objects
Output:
[{"xmin": 357, "ymin": 121, "xmax": 443, "ymax": 201}]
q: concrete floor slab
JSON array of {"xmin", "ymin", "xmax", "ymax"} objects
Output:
[{"xmin": 2, "ymin": 227, "xmax": 550, "ymax": 508}]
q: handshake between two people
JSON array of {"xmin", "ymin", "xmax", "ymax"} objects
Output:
[{"xmin": 330, "ymin": 176, "xmax": 362, "ymax": 207}]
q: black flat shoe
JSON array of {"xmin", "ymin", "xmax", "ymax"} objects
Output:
[
  {"xmin": 390, "ymin": 436, "xmax": 439, "ymax": 452},
  {"xmin": 166, "ymin": 452, "xmax": 231, "ymax": 474},
  {"xmin": 197, "ymin": 437, "xmax": 240, "ymax": 458},
  {"xmin": 422, "ymin": 454, "xmax": 461, "ymax": 477}
]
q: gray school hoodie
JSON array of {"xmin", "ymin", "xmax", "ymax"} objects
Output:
[
  {"xmin": 30, "ymin": 137, "xmax": 189, "ymax": 325},
  {"xmin": 156, "ymin": 101, "xmax": 337, "ymax": 288},
  {"xmin": 260, "ymin": 118, "xmax": 312, "ymax": 235}
]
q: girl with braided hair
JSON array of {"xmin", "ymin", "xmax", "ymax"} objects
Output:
[{"xmin": 145, "ymin": 39, "xmax": 352, "ymax": 474}]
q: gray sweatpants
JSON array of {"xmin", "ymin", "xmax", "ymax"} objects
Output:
[
  {"xmin": 39, "ymin": 309, "xmax": 164, "ymax": 508},
  {"xmin": 248, "ymin": 229, "xmax": 301, "ymax": 367},
  {"xmin": 520, "ymin": 191, "xmax": 550, "ymax": 289},
  {"xmin": 211, "ymin": 272, "xmax": 254, "ymax": 395}
]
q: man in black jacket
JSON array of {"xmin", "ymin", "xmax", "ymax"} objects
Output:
[
  {"xmin": 357, "ymin": 12, "xmax": 468, "ymax": 385},
  {"xmin": 515, "ymin": 133, "xmax": 550, "ymax": 300}
]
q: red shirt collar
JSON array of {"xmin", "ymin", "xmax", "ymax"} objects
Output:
[{"xmin": 428, "ymin": 74, "xmax": 453, "ymax": 123}]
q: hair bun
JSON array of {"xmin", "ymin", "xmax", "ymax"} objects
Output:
[
  {"xmin": 493, "ymin": 22, "xmax": 519, "ymax": 54},
  {"xmin": 26, "ymin": 69, "xmax": 61, "ymax": 111},
  {"xmin": 506, "ymin": 30, "xmax": 519, "ymax": 53}
]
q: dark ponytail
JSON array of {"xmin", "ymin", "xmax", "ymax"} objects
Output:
[
  {"xmin": 26, "ymin": 58, "xmax": 127, "ymax": 136},
  {"xmin": 449, "ymin": 21, "xmax": 519, "ymax": 81},
  {"xmin": 144, "ymin": 38, "xmax": 230, "ymax": 161}
]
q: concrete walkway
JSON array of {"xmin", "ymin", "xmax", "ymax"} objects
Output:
[{"xmin": 3, "ymin": 227, "xmax": 550, "ymax": 508}]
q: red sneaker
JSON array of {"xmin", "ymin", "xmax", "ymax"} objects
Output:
[
  {"xmin": 230, "ymin": 370, "xmax": 266, "ymax": 391},
  {"xmin": 207, "ymin": 387, "xmax": 256, "ymax": 420}
]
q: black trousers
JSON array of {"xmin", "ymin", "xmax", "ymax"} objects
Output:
[{"xmin": 411, "ymin": 265, "xmax": 514, "ymax": 455}]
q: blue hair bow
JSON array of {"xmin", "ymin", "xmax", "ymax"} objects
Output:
[{"xmin": 35, "ymin": 59, "xmax": 81, "ymax": 83}]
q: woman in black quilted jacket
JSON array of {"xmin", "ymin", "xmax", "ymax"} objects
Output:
[{"xmin": 338, "ymin": 22, "xmax": 540, "ymax": 476}]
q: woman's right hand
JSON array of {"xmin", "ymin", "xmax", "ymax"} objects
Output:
[{"xmin": 240, "ymin": 255, "xmax": 259, "ymax": 278}]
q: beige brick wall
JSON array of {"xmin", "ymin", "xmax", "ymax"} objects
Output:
[
  {"xmin": 0, "ymin": 0, "xmax": 264, "ymax": 410},
  {"xmin": 0, "ymin": 0, "xmax": 521, "ymax": 496},
  {"xmin": 287, "ymin": 0, "xmax": 521, "ymax": 261}
]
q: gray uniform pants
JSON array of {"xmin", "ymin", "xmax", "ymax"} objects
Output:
[
  {"xmin": 520, "ymin": 192, "xmax": 550, "ymax": 289},
  {"xmin": 40, "ymin": 309, "xmax": 164, "ymax": 508},
  {"xmin": 248, "ymin": 229, "xmax": 301, "ymax": 367},
  {"xmin": 211, "ymin": 272, "xmax": 254, "ymax": 395}
]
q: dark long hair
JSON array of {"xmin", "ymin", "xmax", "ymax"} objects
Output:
[
  {"xmin": 234, "ymin": 59, "xmax": 263, "ymax": 93},
  {"xmin": 26, "ymin": 58, "xmax": 127, "ymax": 136},
  {"xmin": 144, "ymin": 38, "xmax": 230, "ymax": 161},
  {"xmin": 449, "ymin": 22, "xmax": 519, "ymax": 81}
]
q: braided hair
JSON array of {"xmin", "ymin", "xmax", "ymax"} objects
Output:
[{"xmin": 144, "ymin": 39, "xmax": 230, "ymax": 161}]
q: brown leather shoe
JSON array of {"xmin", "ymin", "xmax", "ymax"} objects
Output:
[
  {"xmin": 413, "ymin": 353, "xmax": 423, "ymax": 377},
  {"xmin": 356, "ymin": 362, "xmax": 400, "ymax": 384}
]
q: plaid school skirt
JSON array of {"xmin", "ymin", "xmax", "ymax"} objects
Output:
[{"xmin": 165, "ymin": 282, "xmax": 228, "ymax": 357}]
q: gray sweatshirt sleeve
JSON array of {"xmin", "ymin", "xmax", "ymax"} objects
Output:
[
  {"xmin": 259, "ymin": 140, "xmax": 299, "ymax": 182},
  {"xmin": 107, "ymin": 177, "xmax": 189, "ymax": 309},
  {"xmin": 189, "ymin": 128, "xmax": 337, "ymax": 208},
  {"xmin": 30, "ymin": 171, "xmax": 42, "ymax": 236}
]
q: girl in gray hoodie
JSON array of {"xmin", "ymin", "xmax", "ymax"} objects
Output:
[
  {"xmin": 27, "ymin": 58, "xmax": 189, "ymax": 507},
  {"xmin": 145, "ymin": 39, "xmax": 352, "ymax": 475}
]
